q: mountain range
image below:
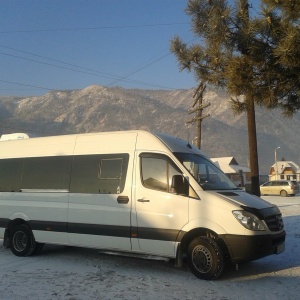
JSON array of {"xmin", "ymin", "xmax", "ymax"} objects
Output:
[{"xmin": 1, "ymin": 85, "xmax": 300, "ymax": 174}]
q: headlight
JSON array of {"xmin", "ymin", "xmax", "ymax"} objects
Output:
[{"xmin": 232, "ymin": 210, "xmax": 265, "ymax": 231}]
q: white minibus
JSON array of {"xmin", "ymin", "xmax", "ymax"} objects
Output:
[{"xmin": 0, "ymin": 130, "xmax": 285, "ymax": 279}]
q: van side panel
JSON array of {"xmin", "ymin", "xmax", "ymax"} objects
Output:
[
  {"xmin": 0, "ymin": 134, "xmax": 76, "ymax": 244},
  {"xmin": 0, "ymin": 131, "xmax": 139, "ymax": 251},
  {"xmin": 67, "ymin": 132, "xmax": 137, "ymax": 251},
  {"xmin": 0, "ymin": 155, "xmax": 72, "ymax": 244}
]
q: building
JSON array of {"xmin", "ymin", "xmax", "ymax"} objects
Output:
[
  {"xmin": 269, "ymin": 161, "xmax": 300, "ymax": 182},
  {"xmin": 211, "ymin": 157, "xmax": 250, "ymax": 187}
]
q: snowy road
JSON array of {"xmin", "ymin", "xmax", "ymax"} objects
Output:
[{"xmin": 1, "ymin": 196, "xmax": 300, "ymax": 300}]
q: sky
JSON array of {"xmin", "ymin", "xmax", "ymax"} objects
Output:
[{"xmin": 0, "ymin": 0, "xmax": 260, "ymax": 96}]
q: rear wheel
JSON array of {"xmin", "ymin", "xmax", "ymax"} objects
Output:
[
  {"xmin": 11, "ymin": 224, "xmax": 37, "ymax": 257},
  {"xmin": 187, "ymin": 237, "xmax": 224, "ymax": 280},
  {"xmin": 280, "ymin": 190, "xmax": 288, "ymax": 197}
]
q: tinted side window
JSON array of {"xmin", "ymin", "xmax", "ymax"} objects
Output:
[
  {"xmin": 22, "ymin": 156, "xmax": 72, "ymax": 190},
  {"xmin": 99, "ymin": 158, "xmax": 124, "ymax": 194},
  {"xmin": 141, "ymin": 157, "xmax": 169, "ymax": 192},
  {"xmin": 0, "ymin": 158, "xmax": 23, "ymax": 192},
  {"xmin": 140, "ymin": 154, "xmax": 183, "ymax": 193},
  {"xmin": 70, "ymin": 154, "xmax": 129, "ymax": 194}
]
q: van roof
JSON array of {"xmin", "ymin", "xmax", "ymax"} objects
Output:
[
  {"xmin": 0, "ymin": 130, "xmax": 207, "ymax": 159},
  {"xmin": 154, "ymin": 132, "xmax": 206, "ymax": 157},
  {"xmin": 0, "ymin": 133, "xmax": 30, "ymax": 141}
]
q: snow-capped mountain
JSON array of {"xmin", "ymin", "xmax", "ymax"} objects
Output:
[{"xmin": 1, "ymin": 85, "xmax": 299, "ymax": 174}]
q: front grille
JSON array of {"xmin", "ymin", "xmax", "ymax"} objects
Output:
[{"xmin": 265, "ymin": 214, "xmax": 284, "ymax": 231}]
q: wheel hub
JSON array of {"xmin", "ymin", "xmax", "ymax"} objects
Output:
[
  {"xmin": 192, "ymin": 245, "xmax": 212, "ymax": 273},
  {"xmin": 13, "ymin": 231, "xmax": 28, "ymax": 252}
]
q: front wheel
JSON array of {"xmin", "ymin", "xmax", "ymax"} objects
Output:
[
  {"xmin": 11, "ymin": 224, "xmax": 37, "ymax": 257},
  {"xmin": 187, "ymin": 237, "xmax": 224, "ymax": 280}
]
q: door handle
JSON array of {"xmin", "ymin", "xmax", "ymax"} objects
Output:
[
  {"xmin": 117, "ymin": 196, "xmax": 129, "ymax": 204},
  {"xmin": 137, "ymin": 198, "xmax": 150, "ymax": 203}
]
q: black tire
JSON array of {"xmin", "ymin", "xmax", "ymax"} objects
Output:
[
  {"xmin": 280, "ymin": 190, "xmax": 288, "ymax": 197},
  {"xmin": 187, "ymin": 237, "xmax": 224, "ymax": 280},
  {"xmin": 10, "ymin": 224, "xmax": 37, "ymax": 257},
  {"xmin": 33, "ymin": 242, "xmax": 44, "ymax": 255}
]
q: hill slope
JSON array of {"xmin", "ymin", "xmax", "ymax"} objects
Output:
[{"xmin": 1, "ymin": 85, "xmax": 299, "ymax": 174}]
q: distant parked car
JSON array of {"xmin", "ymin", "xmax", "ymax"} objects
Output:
[{"xmin": 260, "ymin": 180, "xmax": 299, "ymax": 197}]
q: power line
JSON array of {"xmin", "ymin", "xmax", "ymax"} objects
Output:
[
  {"xmin": 0, "ymin": 46, "xmax": 175, "ymax": 90},
  {"xmin": 103, "ymin": 36, "xmax": 198, "ymax": 89},
  {"xmin": 0, "ymin": 22, "xmax": 189, "ymax": 34},
  {"xmin": 0, "ymin": 51, "xmax": 102, "ymax": 76},
  {"xmin": 0, "ymin": 28, "xmax": 195, "ymax": 93},
  {"xmin": 103, "ymin": 53, "xmax": 172, "ymax": 90},
  {"xmin": 0, "ymin": 44, "xmax": 112, "ymax": 76},
  {"xmin": 102, "ymin": 36, "xmax": 197, "ymax": 89},
  {"xmin": 0, "ymin": 79, "xmax": 55, "ymax": 91},
  {"xmin": 0, "ymin": 19, "xmax": 194, "ymax": 93}
]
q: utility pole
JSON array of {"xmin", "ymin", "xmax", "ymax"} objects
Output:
[
  {"xmin": 186, "ymin": 82, "xmax": 210, "ymax": 149},
  {"xmin": 239, "ymin": 0, "xmax": 260, "ymax": 196}
]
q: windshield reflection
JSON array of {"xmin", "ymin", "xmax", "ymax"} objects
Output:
[{"xmin": 175, "ymin": 153, "xmax": 237, "ymax": 190}]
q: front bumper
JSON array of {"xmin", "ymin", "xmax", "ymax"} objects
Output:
[{"xmin": 220, "ymin": 231, "xmax": 286, "ymax": 263}]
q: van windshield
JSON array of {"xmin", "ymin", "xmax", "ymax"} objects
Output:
[{"xmin": 175, "ymin": 153, "xmax": 237, "ymax": 190}]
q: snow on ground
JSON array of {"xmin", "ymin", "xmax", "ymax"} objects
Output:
[{"xmin": 1, "ymin": 196, "xmax": 299, "ymax": 300}]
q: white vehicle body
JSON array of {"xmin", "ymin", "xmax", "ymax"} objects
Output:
[
  {"xmin": 0, "ymin": 133, "xmax": 30, "ymax": 141},
  {"xmin": 0, "ymin": 130, "xmax": 285, "ymax": 279}
]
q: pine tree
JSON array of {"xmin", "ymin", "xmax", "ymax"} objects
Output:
[{"xmin": 170, "ymin": 0, "xmax": 300, "ymax": 196}]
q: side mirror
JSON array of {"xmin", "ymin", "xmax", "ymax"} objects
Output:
[{"xmin": 171, "ymin": 175, "xmax": 189, "ymax": 195}]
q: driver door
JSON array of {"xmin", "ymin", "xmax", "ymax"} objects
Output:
[{"xmin": 134, "ymin": 152, "xmax": 189, "ymax": 257}]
